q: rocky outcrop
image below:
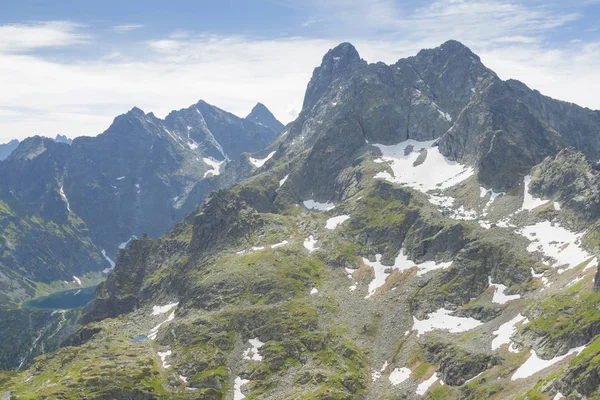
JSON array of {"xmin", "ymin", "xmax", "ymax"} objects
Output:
[
  {"xmin": 423, "ymin": 340, "xmax": 501, "ymax": 386},
  {"xmin": 529, "ymin": 148, "xmax": 600, "ymax": 224}
]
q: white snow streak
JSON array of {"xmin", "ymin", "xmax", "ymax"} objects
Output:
[
  {"xmin": 325, "ymin": 215, "xmax": 350, "ymax": 230},
  {"xmin": 279, "ymin": 174, "xmax": 289, "ymax": 187},
  {"xmin": 491, "ymin": 314, "xmax": 528, "ymax": 351}
]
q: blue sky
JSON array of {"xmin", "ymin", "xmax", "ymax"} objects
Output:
[{"xmin": 0, "ymin": 0, "xmax": 599, "ymax": 142}]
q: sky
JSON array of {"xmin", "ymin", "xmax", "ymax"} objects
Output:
[{"xmin": 0, "ymin": 0, "xmax": 599, "ymax": 142}]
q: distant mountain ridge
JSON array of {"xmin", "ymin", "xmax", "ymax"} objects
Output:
[
  {"xmin": 0, "ymin": 135, "xmax": 72, "ymax": 161},
  {"xmin": 0, "ymin": 99, "xmax": 282, "ymax": 309}
]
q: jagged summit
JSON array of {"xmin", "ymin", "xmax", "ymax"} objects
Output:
[
  {"xmin": 323, "ymin": 42, "xmax": 361, "ymax": 64},
  {"xmin": 53, "ymin": 134, "xmax": 72, "ymax": 145},
  {"xmin": 245, "ymin": 102, "xmax": 284, "ymax": 133},
  {"xmin": 302, "ymin": 42, "xmax": 367, "ymax": 112}
]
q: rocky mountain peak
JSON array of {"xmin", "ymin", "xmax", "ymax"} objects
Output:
[
  {"xmin": 302, "ymin": 42, "xmax": 366, "ymax": 113},
  {"xmin": 245, "ymin": 102, "xmax": 284, "ymax": 133},
  {"xmin": 323, "ymin": 42, "xmax": 361, "ymax": 65},
  {"xmin": 53, "ymin": 134, "xmax": 72, "ymax": 145},
  {"xmin": 7, "ymin": 135, "xmax": 59, "ymax": 162},
  {"xmin": 127, "ymin": 106, "xmax": 146, "ymax": 117}
]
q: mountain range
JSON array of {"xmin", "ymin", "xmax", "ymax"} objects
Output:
[{"xmin": 2, "ymin": 40, "xmax": 600, "ymax": 399}]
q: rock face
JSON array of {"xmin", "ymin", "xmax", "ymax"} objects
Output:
[
  {"xmin": 53, "ymin": 134, "xmax": 72, "ymax": 145},
  {"xmin": 5, "ymin": 40, "xmax": 600, "ymax": 400}
]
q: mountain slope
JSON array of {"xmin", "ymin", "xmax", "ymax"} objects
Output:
[{"xmin": 3, "ymin": 41, "xmax": 600, "ymax": 400}]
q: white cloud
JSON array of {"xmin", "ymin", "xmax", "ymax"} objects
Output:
[
  {"xmin": 0, "ymin": 36, "xmax": 337, "ymax": 141},
  {"xmin": 0, "ymin": 2, "xmax": 598, "ymax": 142},
  {"xmin": 0, "ymin": 21, "xmax": 89, "ymax": 53},
  {"xmin": 112, "ymin": 24, "xmax": 144, "ymax": 33}
]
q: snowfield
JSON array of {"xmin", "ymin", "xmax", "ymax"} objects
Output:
[
  {"xmin": 413, "ymin": 308, "xmax": 483, "ymax": 336},
  {"xmin": 373, "ymin": 140, "xmax": 474, "ymax": 192},
  {"xmin": 520, "ymin": 221, "xmax": 592, "ymax": 272}
]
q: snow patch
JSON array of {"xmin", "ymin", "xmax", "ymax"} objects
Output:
[
  {"xmin": 116, "ymin": 176, "xmax": 125, "ymax": 180},
  {"xmin": 413, "ymin": 308, "xmax": 483, "ymax": 336},
  {"xmin": 511, "ymin": 346, "xmax": 586, "ymax": 380},
  {"xmin": 158, "ymin": 350, "xmax": 172, "ymax": 369},
  {"xmin": 416, "ymin": 373, "xmax": 440, "ymax": 396},
  {"xmin": 279, "ymin": 174, "xmax": 289, "ymax": 187},
  {"xmin": 489, "ymin": 277, "xmax": 521, "ymax": 304},
  {"xmin": 325, "ymin": 215, "xmax": 350, "ymax": 230},
  {"xmin": 149, "ymin": 310, "xmax": 175, "ymax": 340},
  {"xmin": 480, "ymin": 187, "xmax": 504, "ymax": 214},
  {"xmin": 303, "ymin": 199, "xmax": 335, "ymax": 211},
  {"xmin": 152, "ymin": 302, "xmax": 179, "ymax": 316},
  {"xmin": 303, "ymin": 236, "xmax": 319, "ymax": 252},
  {"xmin": 520, "ymin": 221, "xmax": 592, "ymax": 272},
  {"xmin": 234, "ymin": 376, "xmax": 249, "ymax": 400},
  {"xmin": 249, "ymin": 151, "xmax": 276, "ymax": 168},
  {"xmin": 389, "ymin": 367, "xmax": 411, "ymax": 385},
  {"xmin": 373, "ymin": 140, "xmax": 473, "ymax": 192},
  {"xmin": 203, "ymin": 157, "xmax": 224, "ymax": 178},
  {"xmin": 491, "ymin": 314, "xmax": 528, "ymax": 351},
  {"xmin": 243, "ymin": 338, "xmax": 264, "ymax": 361},
  {"xmin": 363, "ymin": 252, "xmax": 452, "ymax": 298},
  {"xmin": 371, "ymin": 361, "xmax": 388, "ymax": 381},
  {"xmin": 522, "ymin": 175, "xmax": 548, "ymax": 211}
]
